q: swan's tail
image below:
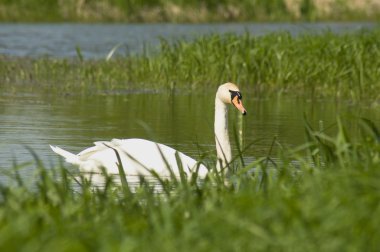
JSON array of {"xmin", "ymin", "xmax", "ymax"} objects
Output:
[{"xmin": 50, "ymin": 145, "xmax": 80, "ymax": 165}]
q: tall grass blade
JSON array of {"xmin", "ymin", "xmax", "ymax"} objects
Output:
[
  {"xmin": 360, "ymin": 118, "xmax": 380, "ymax": 141},
  {"xmin": 233, "ymin": 124, "xmax": 245, "ymax": 170},
  {"xmin": 103, "ymin": 144, "xmax": 131, "ymax": 195},
  {"xmin": 106, "ymin": 43, "xmax": 123, "ymax": 61},
  {"xmin": 155, "ymin": 143, "xmax": 178, "ymax": 183},
  {"xmin": 259, "ymin": 136, "xmax": 277, "ymax": 193},
  {"xmin": 75, "ymin": 46, "xmax": 84, "ymax": 62},
  {"xmin": 174, "ymin": 151, "xmax": 188, "ymax": 188}
]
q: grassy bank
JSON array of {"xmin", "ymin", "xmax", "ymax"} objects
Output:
[
  {"xmin": 1, "ymin": 30, "xmax": 380, "ymax": 102},
  {"xmin": 0, "ymin": 119, "xmax": 379, "ymax": 251},
  {"xmin": 1, "ymin": 0, "xmax": 380, "ymax": 22}
]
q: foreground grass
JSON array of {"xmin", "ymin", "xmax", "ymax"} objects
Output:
[
  {"xmin": 1, "ymin": 0, "xmax": 380, "ymax": 22},
  {"xmin": 0, "ymin": 119, "xmax": 379, "ymax": 251},
  {"xmin": 1, "ymin": 30, "xmax": 380, "ymax": 102}
]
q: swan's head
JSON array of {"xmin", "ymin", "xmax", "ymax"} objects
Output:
[{"xmin": 217, "ymin": 82, "xmax": 247, "ymax": 115}]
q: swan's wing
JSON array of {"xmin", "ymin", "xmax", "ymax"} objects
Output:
[
  {"xmin": 75, "ymin": 139, "xmax": 138, "ymax": 162},
  {"xmin": 77, "ymin": 141, "xmax": 112, "ymax": 160},
  {"xmin": 112, "ymin": 138, "xmax": 207, "ymax": 176},
  {"xmin": 110, "ymin": 138, "xmax": 139, "ymax": 146},
  {"xmin": 73, "ymin": 138, "xmax": 208, "ymax": 178},
  {"xmin": 94, "ymin": 141, "xmax": 109, "ymax": 147}
]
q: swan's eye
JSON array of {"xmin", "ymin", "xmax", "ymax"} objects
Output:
[{"xmin": 229, "ymin": 90, "xmax": 243, "ymax": 101}]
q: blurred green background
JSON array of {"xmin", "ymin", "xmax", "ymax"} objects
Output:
[{"xmin": 1, "ymin": 0, "xmax": 380, "ymax": 22}]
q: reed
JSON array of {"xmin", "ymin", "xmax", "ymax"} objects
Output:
[
  {"xmin": 1, "ymin": 30, "xmax": 380, "ymax": 102},
  {"xmin": 0, "ymin": 118, "xmax": 379, "ymax": 251}
]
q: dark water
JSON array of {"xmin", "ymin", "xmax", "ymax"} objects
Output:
[
  {"xmin": 0, "ymin": 22, "xmax": 375, "ymax": 58},
  {"xmin": 1, "ymin": 92, "xmax": 378, "ymax": 172}
]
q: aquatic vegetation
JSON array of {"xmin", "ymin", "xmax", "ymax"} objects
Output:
[
  {"xmin": 1, "ymin": 30, "xmax": 380, "ymax": 102},
  {"xmin": 1, "ymin": 0, "xmax": 380, "ymax": 22},
  {"xmin": 0, "ymin": 118, "xmax": 379, "ymax": 251}
]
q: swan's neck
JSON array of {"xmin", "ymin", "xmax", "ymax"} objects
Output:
[{"xmin": 214, "ymin": 97, "xmax": 231, "ymax": 171}]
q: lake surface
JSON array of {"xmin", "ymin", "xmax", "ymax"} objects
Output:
[
  {"xmin": 0, "ymin": 22, "xmax": 376, "ymax": 58},
  {"xmin": 1, "ymin": 92, "xmax": 379, "ymax": 173}
]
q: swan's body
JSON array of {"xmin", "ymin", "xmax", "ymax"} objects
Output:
[
  {"xmin": 50, "ymin": 82, "xmax": 246, "ymax": 179},
  {"xmin": 51, "ymin": 138, "xmax": 207, "ymax": 178}
]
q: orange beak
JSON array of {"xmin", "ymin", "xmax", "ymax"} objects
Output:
[{"xmin": 232, "ymin": 96, "xmax": 247, "ymax": 115}]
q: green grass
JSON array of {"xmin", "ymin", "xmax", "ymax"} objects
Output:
[
  {"xmin": 0, "ymin": 118, "xmax": 379, "ymax": 251},
  {"xmin": 1, "ymin": 0, "xmax": 380, "ymax": 22},
  {"xmin": 1, "ymin": 30, "xmax": 380, "ymax": 102}
]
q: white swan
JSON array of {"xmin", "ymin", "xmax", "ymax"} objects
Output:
[{"xmin": 50, "ymin": 82, "xmax": 247, "ymax": 179}]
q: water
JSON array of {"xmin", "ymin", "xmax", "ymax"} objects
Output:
[
  {"xmin": 0, "ymin": 22, "xmax": 375, "ymax": 58},
  {"xmin": 1, "ymin": 92, "xmax": 379, "ymax": 171},
  {"xmin": 1, "ymin": 22, "xmax": 379, "ymax": 185}
]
